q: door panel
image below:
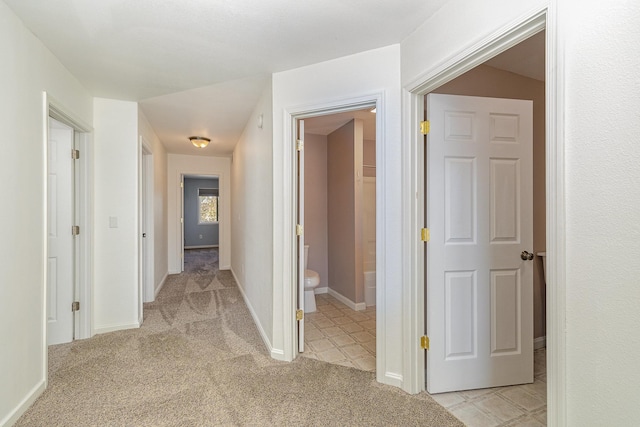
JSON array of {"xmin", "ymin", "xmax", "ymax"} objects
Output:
[
  {"xmin": 47, "ymin": 118, "xmax": 74, "ymax": 345},
  {"xmin": 426, "ymin": 94, "xmax": 533, "ymax": 393}
]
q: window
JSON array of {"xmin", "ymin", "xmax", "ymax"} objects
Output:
[{"xmin": 198, "ymin": 188, "xmax": 218, "ymax": 224}]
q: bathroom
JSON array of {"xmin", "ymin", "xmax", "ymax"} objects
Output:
[{"xmin": 301, "ymin": 109, "xmax": 378, "ymax": 371}]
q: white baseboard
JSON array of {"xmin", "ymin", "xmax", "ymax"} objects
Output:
[
  {"xmin": 381, "ymin": 371, "xmax": 403, "ymax": 388},
  {"xmin": 534, "ymin": 336, "xmax": 546, "ymax": 350},
  {"xmin": 94, "ymin": 321, "xmax": 140, "ymax": 335},
  {"xmin": 270, "ymin": 348, "xmax": 286, "ymax": 361},
  {"xmin": 315, "ymin": 286, "xmax": 328, "ymax": 294},
  {"xmin": 327, "ymin": 288, "xmax": 366, "ymax": 311},
  {"xmin": 184, "ymin": 245, "xmax": 218, "ymax": 249},
  {"xmin": 0, "ymin": 380, "xmax": 46, "ymax": 427},
  {"xmin": 230, "ymin": 267, "xmax": 276, "ymax": 357},
  {"xmin": 154, "ymin": 272, "xmax": 169, "ymax": 299},
  {"xmin": 219, "ymin": 264, "xmax": 231, "ymax": 270}
]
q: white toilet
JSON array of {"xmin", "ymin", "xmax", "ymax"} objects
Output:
[{"xmin": 304, "ymin": 245, "xmax": 320, "ymax": 313}]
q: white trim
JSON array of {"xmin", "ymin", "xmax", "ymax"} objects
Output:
[
  {"xmin": 44, "ymin": 92, "xmax": 94, "ymax": 348},
  {"xmin": 401, "ymin": 7, "xmax": 565, "ymax": 424},
  {"xmin": 184, "ymin": 245, "xmax": 219, "ymax": 249},
  {"xmin": 139, "ymin": 136, "xmax": 155, "ymax": 305},
  {"xmin": 383, "ymin": 372, "xmax": 404, "ymax": 389},
  {"xmin": 544, "ymin": 2, "xmax": 567, "ymax": 425},
  {"xmin": 280, "ymin": 93, "xmax": 388, "ymax": 381},
  {"xmin": 94, "ymin": 322, "xmax": 140, "ymax": 335},
  {"xmin": 534, "ymin": 336, "xmax": 547, "ymax": 350},
  {"xmin": 314, "ymin": 286, "xmax": 328, "ymax": 294},
  {"xmin": 327, "ymin": 288, "xmax": 366, "ymax": 312},
  {"xmin": 230, "ymin": 268, "xmax": 280, "ymax": 359},
  {"xmin": 0, "ymin": 379, "xmax": 46, "ymax": 427},
  {"xmin": 154, "ymin": 272, "xmax": 169, "ymax": 299}
]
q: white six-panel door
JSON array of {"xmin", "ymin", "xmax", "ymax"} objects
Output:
[
  {"xmin": 47, "ymin": 118, "xmax": 75, "ymax": 345},
  {"xmin": 426, "ymin": 94, "xmax": 534, "ymax": 393}
]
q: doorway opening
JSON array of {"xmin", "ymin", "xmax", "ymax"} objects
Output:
[
  {"xmin": 288, "ymin": 96, "xmax": 385, "ymax": 373},
  {"xmin": 404, "ymin": 7, "xmax": 564, "ymax": 425},
  {"xmin": 181, "ymin": 174, "xmax": 221, "ymax": 272},
  {"xmin": 45, "ymin": 96, "xmax": 93, "ymax": 345},
  {"xmin": 297, "ymin": 108, "xmax": 378, "ymax": 372}
]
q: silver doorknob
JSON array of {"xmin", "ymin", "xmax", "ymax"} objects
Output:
[{"xmin": 520, "ymin": 251, "xmax": 534, "ymax": 261}]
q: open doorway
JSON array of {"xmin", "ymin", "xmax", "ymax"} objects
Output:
[
  {"xmin": 403, "ymin": 8, "xmax": 563, "ymax": 426},
  {"xmin": 297, "ymin": 108, "xmax": 378, "ymax": 372},
  {"xmin": 181, "ymin": 174, "xmax": 221, "ymax": 272},
  {"xmin": 293, "ymin": 104, "xmax": 380, "ymax": 372}
]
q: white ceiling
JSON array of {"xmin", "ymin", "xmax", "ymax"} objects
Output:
[
  {"xmin": 5, "ymin": 0, "xmax": 544, "ymax": 157},
  {"xmin": 4, "ymin": 0, "xmax": 450, "ymax": 156}
]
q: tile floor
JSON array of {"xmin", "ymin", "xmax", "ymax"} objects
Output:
[
  {"xmin": 430, "ymin": 348, "xmax": 547, "ymax": 426},
  {"xmin": 301, "ymin": 293, "xmax": 376, "ymax": 371},
  {"xmin": 303, "ymin": 293, "xmax": 547, "ymax": 426}
]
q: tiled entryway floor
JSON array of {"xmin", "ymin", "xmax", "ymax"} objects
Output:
[
  {"xmin": 301, "ymin": 293, "xmax": 376, "ymax": 372},
  {"xmin": 303, "ymin": 293, "xmax": 547, "ymax": 426},
  {"xmin": 430, "ymin": 348, "xmax": 547, "ymax": 426}
]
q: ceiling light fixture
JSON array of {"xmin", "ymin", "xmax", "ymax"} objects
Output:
[{"xmin": 189, "ymin": 136, "xmax": 210, "ymax": 148}]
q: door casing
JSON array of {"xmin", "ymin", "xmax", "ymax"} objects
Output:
[
  {"xmin": 401, "ymin": 5, "xmax": 566, "ymax": 426},
  {"xmin": 44, "ymin": 92, "xmax": 93, "ymax": 350},
  {"xmin": 284, "ymin": 95, "xmax": 384, "ymax": 380}
]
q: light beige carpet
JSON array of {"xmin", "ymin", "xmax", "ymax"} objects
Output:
[{"xmin": 16, "ymin": 249, "xmax": 462, "ymax": 426}]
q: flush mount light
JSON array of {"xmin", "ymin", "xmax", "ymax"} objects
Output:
[{"xmin": 189, "ymin": 136, "xmax": 210, "ymax": 148}]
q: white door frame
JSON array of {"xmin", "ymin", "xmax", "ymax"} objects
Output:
[
  {"xmin": 401, "ymin": 5, "xmax": 566, "ymax": 425},
  {"xmin": 139, "ymin": 137, "xmax": 154, "ymax": 305},
  {"xmin": 44, "ymin": 92, "xmax": 93, "ymax": 347},
  {"xmin": 283, "ymin": 94, "xmax": 387, "ymax": 380}
]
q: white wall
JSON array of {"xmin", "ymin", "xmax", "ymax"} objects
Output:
[
  {"xmin": 303, "ymin": 133, "xmax": 329, "ymax": 291},
  {"xmin": 561, "ymin": 0, "xmax": 640, "ymax": 424},
  {"xmin": 272, "ymin": 45, "xmax": 403, "ymax": 385},
  {"xmin": 93, "ymin": 98, "xmax": 140, "ymax": 333},
  {"xmin": 138, "ymin": 110, "xmax": 169, "ymax": 295},
  {"xmin": 0, "ymin": 3, "xmax": 93, "ymax": 425},
  {"xmin": 167, "ymin": 154, "xmax": 231, "ymax": 272},
  {"xmin": 401, "ymin": 0, "xmax": 640, "ymax": 424},
  {"xmin": 231, "ymin": 81, "xmax": 274, "ymax": 352}
]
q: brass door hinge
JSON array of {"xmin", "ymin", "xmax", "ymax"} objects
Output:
[
  {"xmin": 296, "ymin": 139, "xmax": 304, "ymax": 151},
  {"xmin": 72, "ymin": 225, "xmax": 80, "ymax": 236},
  {"xmin": 420, "ymin": 228, "xmax": 430, "ymax": 242},
  {"xmin": 420, "ymin": 120, "xmax": 430, "ymax": 135},
  {"xmin": 71, "ymin": 149, "xmax": 80, "ymax": 159},
  {"xmin": 420, "ymin": 335, "xmax": 430, "ymax": 350},
  {"xmin": 72, "ymin": 301, "xmax": 80, "ymax": 312},
  {"xmin": 296, "ymin": 309, "xmax": 304, "ymax": 321},
  {"xmin": 296, "ymin": 224, "xmax": 303, "ymax": 236}
]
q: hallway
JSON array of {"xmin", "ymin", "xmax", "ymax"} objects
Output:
[{"xmin": 16, "ymin": 249, "xmax": 461, "ymax": 426}]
